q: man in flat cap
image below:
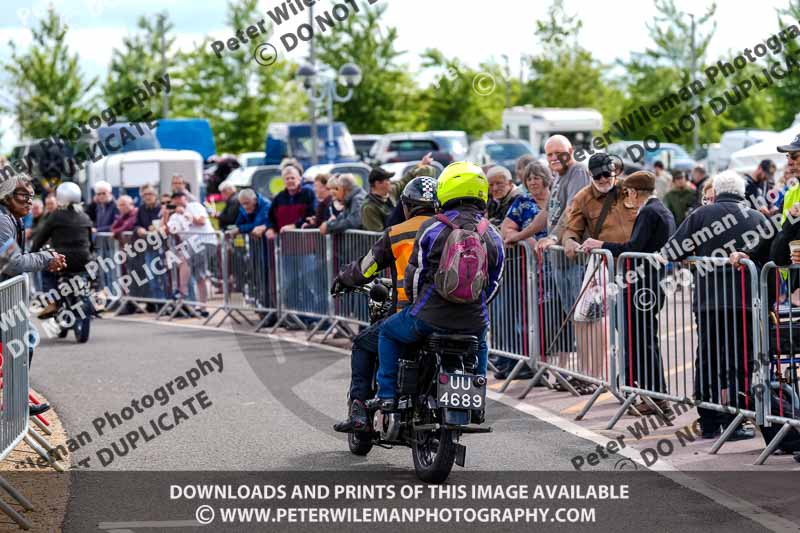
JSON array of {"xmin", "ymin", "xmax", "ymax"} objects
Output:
[
  {"xmin": 583, "ymin": 171, "xmax": 676, "ymax": 415},
  {"xmin": 361, "ymin": 167, "xmax": 396, "ymax": 232}
]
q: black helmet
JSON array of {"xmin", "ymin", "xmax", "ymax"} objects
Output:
[{"xmin": 401, "ymin": 176, "xmax": 437, "ymax": 216}]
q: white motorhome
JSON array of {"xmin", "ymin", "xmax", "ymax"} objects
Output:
[
  {"xmin": 501, "ymin": 106, "xmax": 603, "ymax": 155},
  {"xmin": 85, "ymin": 149, "xmax": 204, "ymax": 201}
]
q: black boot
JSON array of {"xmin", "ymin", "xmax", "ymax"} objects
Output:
[
  {"xmin": 333, "ymin": 399, "xmax": 369, "ymax": 433},
  {"xmin": 29, "ymin": 403, "xmax": 50, "ymax": 417}
]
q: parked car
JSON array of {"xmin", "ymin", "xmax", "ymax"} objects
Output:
[
  {"xmin": 429, "ymin": 130, "xmax": 469, "ymax": 161},
  {"xmin": 607, "ymin": 141, "xmax": 696, "ymax": 172},
  {"xmin": 224, "ymin": 165, "xmax": 283, "ymax": 199},
  {"xmin": 238, "ymin": 152, "xmax": 266, "ymax": 168},
  {"xmin": 265, "ymin": 122, "xmax": 358, "ymax": 169},
  {"xmin": 351, "ymin": 134, "xmax": 382, "ymax": 162},
  {"xmin": 467, "ymin": 139, "xmax": 535, "ymax": 178},
  {"xmin": 380, "ymin": 160, "xmax": 445, "ymax": 182},
  {"xmin": 303, "ymin": 162, "xmax": 372, "ymax": 191},
  {"xmin": 716, "ymin": 130, "xmax": 776, "ymax": 170},
  {"xmin": 369, "ymin": 133, "xmax": 452, "ymax": 167}
]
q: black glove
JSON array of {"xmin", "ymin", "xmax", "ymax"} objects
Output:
[{"xmin": 330, "ymin": 275, "xmax": 347, "ymax": 295}]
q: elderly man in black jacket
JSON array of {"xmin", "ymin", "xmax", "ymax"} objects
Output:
[
  {"xmin": 582, "ymin": 171, "xmax": 676, "ymax": 415},
  {"xmin": 661, "ymin": 170, "xmax": 772, "ymax": 441}
]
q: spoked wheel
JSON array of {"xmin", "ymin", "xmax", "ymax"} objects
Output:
[
  {"xmin": 412, "ymin": 427, "xmax": 457, "ymax": 484},
  {"xmin": 348, "ymin": 432, "xmax": 373, "ymax": 456}
]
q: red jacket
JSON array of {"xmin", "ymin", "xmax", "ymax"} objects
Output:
[{"xmin": 111, "ymin": 208, "xmax": 139, "ymax": 239}]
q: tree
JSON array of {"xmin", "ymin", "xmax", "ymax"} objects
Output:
[
  {"xmin": 419, "ymin": 49, "xmax": 506, "ymax": 138},
  {"xmin": 618, "ymin": 0, "xmax": 717, "ymax": 149},
  {"xmin": 2, "ymin": 8, "xmax": 97, "ymax": 140},
  {"xmin": 314, "ymin": 4, "xmax": 423, "ymax": 133},
  {"xmin": 102, "ymin": 12, "xmax": 177, "ymax": 118},
  {"xmin": 170, "ymin": 0, "xmax": 305, "ymax": 154},
  {"xmin": 771, "ymin": 0, "xmax": 800, "ymax": 129},
  {"xmin": 519, "ymin": 0, "xmax": 625, "ymax": 130}
]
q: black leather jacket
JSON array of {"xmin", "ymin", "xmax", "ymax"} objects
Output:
[{"xmin": 31, "ymin": 206, "xmax": 93, "ymax": 273}]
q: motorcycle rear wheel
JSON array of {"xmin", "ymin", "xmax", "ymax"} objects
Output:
[{"xmin": 412, "ymin": 427, "xmax": 456, "ymax": 484}]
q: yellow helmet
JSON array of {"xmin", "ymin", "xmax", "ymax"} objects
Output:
[{"xmin": 436, "ymin": 161, "xmax": 489, "ymax": 207}]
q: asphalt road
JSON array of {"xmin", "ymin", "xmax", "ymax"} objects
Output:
[{"xmin": 29, "ymin": 318, "xmax": 794, "ymax": 532}]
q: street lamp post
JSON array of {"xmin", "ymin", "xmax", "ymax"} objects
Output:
[{"xmin": 296, "ymin": 62, "xmax": 362, "ymax": 164}]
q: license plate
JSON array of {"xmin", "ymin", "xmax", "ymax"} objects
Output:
[{"xmin": 436, "ymin": 374, "xmax": 486, "ymax": 411}]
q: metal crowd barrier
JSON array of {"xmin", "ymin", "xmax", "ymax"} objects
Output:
[
  {"xmin": 604, "ymin": 254, "xmax": 762, "ymax": 455},
  {"xmin": 93, "ymin": 232, "xmax": 122, "ymax": 299},
  {"xmin": 330, "ymin": 230, "xmax": 383, "ymax": 332},
  {"xmin": 757, "ymin": 262, "xmax": 800, "ymax": 464},
  {"xmin": 517, "ymin": 246, "xmax": 620, "ymax": 420},
  {"xmin": 488, "ymin": 242, "xmax": 536, "ymax": 392},
  {"xmin": 0, "ymin": 275, "xmax": 56, "ymax": 528},
  {"xmin": 271, "ymin": 229, "xmax": 335, "ymax": 340},
  {"xmin": 207, "ymin": 232, "xmax": 280, "ymax": 330}
]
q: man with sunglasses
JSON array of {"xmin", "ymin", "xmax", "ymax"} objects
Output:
[{"xmin": 778, "ymin": 135, "xmax": 800, "ymax": 222}]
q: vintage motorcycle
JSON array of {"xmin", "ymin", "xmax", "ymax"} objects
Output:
[{"xmin": 333, "ymin": 279, "xmax": 490, "ymax": 484}]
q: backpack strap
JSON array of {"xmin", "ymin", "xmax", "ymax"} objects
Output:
[
  {"xmin": 591, "ymin": 187, "xmax": 618, "ymax": 239},
  {"xmin": 435, "ymin": 213, "xmax": 457, "ymax": 229}
]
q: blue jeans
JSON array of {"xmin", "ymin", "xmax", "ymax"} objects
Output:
[{"xmin": 377, "ymin": 307, "xmax": 488, "ymax": 400}]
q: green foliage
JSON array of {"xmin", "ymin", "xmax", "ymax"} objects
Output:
[
  {"xmin": 519, "ymin": 0, "xmax": 625, "ymax": 134},
  {"xmin": 419, "ymin": 49, "xmax": 506, "ymax": 137},
  {"xmin": 102, "ymin": 12, "xmax": 178, "ymax": 118},
  {"xmin": 2, "ymin": 8, "xmax": 97, "ymax": 140},
  {"xmin": 170, "ymin": 0, "xmax": 305, "ymax": 154},
  {"xmin": 771, "ymin": 0, "xmax": 800, "ymax": 129},
  {"xmin": 314, "ymin": 4, "xmax": 422, "ymax": 133}
]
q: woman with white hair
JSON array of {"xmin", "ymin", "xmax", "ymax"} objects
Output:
[{"xmin": 0, "ymin": 174, "xmax": 65, "ymax": 280}]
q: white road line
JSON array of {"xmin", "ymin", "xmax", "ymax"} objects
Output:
[{"xmin": 107, "ymin": 317, "xmax": 799, "ymax": 532}]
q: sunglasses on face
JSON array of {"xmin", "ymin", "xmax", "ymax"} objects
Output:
[
  {"xmin": 13, "ymin": 192, "xmax": 34, "ymax": 202},
  {"xmin": 788, "ymin": 152, "xmax": 800, "ymax": 161},
  {"xmin": 592, "ymin": 172, "xmax": 613, "ymax": 181}
]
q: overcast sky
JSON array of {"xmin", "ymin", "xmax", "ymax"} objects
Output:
[{"xmin": 0, "ymin": 0, "xmax": 793, "ymax": 151}]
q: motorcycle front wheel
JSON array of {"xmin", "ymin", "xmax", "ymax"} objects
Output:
[
  {"xmin": 412, "ymin": 426, "xmax": 457, "ymax": 484},
  {"xmin": 348, "ymin": 432, "xmax": 373, "ymax": 456}
]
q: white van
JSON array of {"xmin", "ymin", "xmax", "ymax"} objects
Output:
[
  {"xmin": 85, "ymin": 149, "xmax": 204, "ymax": 202},
  {"xmin": 717, "ymin": 130, "xmax": 776, "ymax": 170},
  {"xmin": 501, "ymin": 106, "xmax": 603, "ymax": 155}
]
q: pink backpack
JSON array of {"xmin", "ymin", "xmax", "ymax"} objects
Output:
[{"xmin": 433, "ymin": 214, "xmax": 490, "ymax": 303}]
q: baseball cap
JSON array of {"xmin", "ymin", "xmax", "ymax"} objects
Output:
[
  {"xmin": 368, "ymin": 167, "xmax": 394, "ymax": 184},
  {"xmin": 777, "ymin": 134, "xmax": 800, "ymax": 153}
]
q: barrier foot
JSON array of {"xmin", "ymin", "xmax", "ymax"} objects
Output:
[
  {"xmin": 233, "ymin": 310, "xmax": 254, "ymax": 327},
  {"xmin": 606, "ymin": 393, "xmax": 638, "ymax": 430},
  {"xmin": 253, "ymin": 311, "xmax": 276, "ymax": 332},
  {"xmin": 641, "ymin": 396, "xmax": 674, "ymax": 426},
  {"xmin": 0, "ymin": 476, "xmax": 34, "ymax": 511},
  {"xmin": 30, "ymin": 415, "xmax": 52, "ymax": 436},
  {"xmin": 518, "ymin": 364, "xmax": 551, "ymax": 400},
  {"xmin": 269, "ymin": 313, "xmax": 288, "ymax": 334},
  {"xmin": 574, "ymin": 385, "xmax": 607, "ymax": 421},
  {"xmin": 498, "ymin": 360, "xmax": 526, "ymax": 394},
  {"xmin": 306, "ymin": 319, "xmax": 327, "ymax": 342},
  {"xmin": 23, "ymin": 433, "xmax": 65, "ymax": 473},
  {"xmin": 0, "ymin": 494, "xmax": 32, "ymax": 530},
  {"xmin": 753, "ymin": 422, "xmax": 792, "ymax": 465},
  {"xmin": 552, "ymin": 372, "xmax": 580, "ymax": 397},
  {"xmin": 709, "ymin": 412, "xmax": 745, "ymax": 455},
  {"xmin": 319, "ymin": 320, "xmax": 339, "ymax": 343},
  {"xmin": 203, "ymin": 307, "xmax": 223, "ymax": 326}
]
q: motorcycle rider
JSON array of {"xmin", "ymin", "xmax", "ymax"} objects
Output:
[
  {"xmin": 32, "ymin": 182, "xmax": 94, "ymax": 318},
  {"xmin": 376, "ymin": 162, "xmax": 504, "ymax": 411},
  {"xmin": 330, "ymin": 177, "xmax": 438, "ymax": 432}
]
